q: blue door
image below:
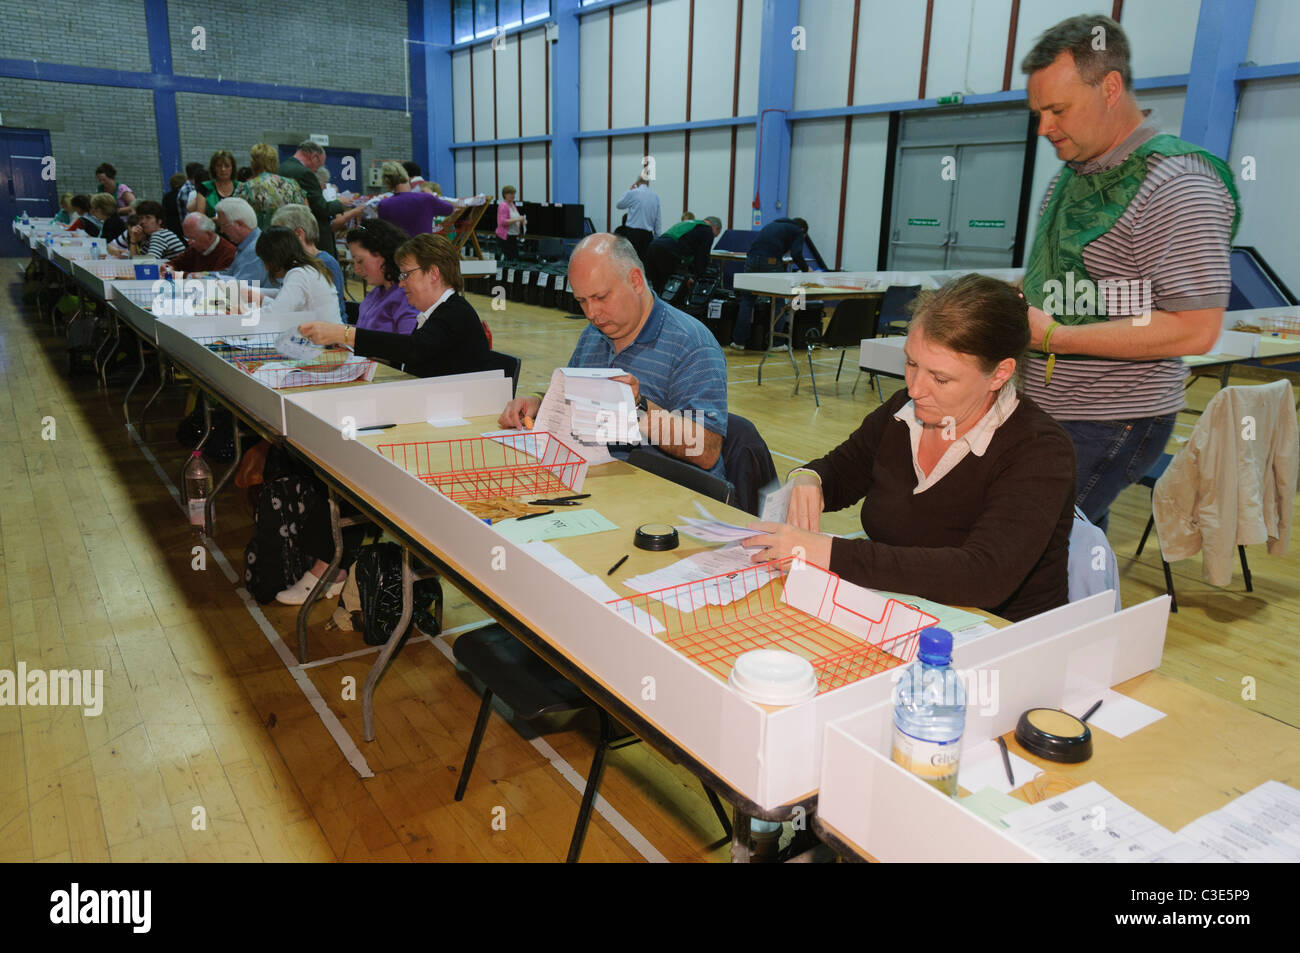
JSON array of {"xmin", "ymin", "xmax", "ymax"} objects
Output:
[{"xmin": 0, "ymin": 128, "xmax": 56, "ymax": 257}]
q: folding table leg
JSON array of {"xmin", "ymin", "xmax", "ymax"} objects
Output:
[
  {"xmin": 205, "ymin": 416, "xmax": 240, "ymax": 537},
  {"xmin": 702, "ymin": 784, "xmax": 733, "ymax": 840},
  {"xmin": 138, "ymin": 352, "xmax": 169, "ymax": 440},
  {"xmin": 122, "ymin": 335, "xmax": 147, "ymax": 423},
  {"xmin": 454, "ymin": 689, "xmax": 495, "ymax": 801},
  {"xmin": 362, "ymin": 548, "xmax": 413, "ymax": 742}
]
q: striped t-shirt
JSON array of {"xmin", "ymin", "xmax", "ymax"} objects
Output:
[
  {"xmin": 1024, "ymin": 114, "xmax": 1235, "ymax": 420},
  {"xmin": 147, "ymin": 228, "xmax": 187, "ymax": 261},
  {"xmin": 568, "ymin": 295, "xmax": 728, "ymax": 477}
]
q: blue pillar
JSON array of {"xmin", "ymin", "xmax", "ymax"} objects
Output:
[
  {"xmin": 1181, "ymin": 0, "xmax": 1256, "ymax": 158},
  {"xmin": 752, "ymin": 0, "xmax": 798, "ymax": 227},
  {"xmin": 412, "ymin": 0, "xmax": 455, "ymax": 190},
  {"xmin": 144, "ymin": 0, "xmax": 180, "ymax": 188},
  {"xmin": 551, "ymin": 0, "xmax": 582, "ymax": 204}
]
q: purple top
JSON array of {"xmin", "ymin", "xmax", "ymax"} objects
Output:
[
  {"xmin": 357, "ymin": 282, "xmax": 420, "ymax": 334},
  {"xmin": 377, "ymin": 191, "xmax": 456, "ymax": 237}
]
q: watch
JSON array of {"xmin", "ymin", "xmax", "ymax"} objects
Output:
[{"xmin": 636, "ymin": 394, "xmax": 648, "ymax": 414}]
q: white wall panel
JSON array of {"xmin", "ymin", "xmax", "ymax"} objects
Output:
[
  {"xmin": 854, "ymin": 0, "xmax": 928, "ymax": 105},
  {"xmin": 731, "ymin": 125, "xmax": 757, "ymax": 229},
  {"xmin": 1231, "ymin": 78, "xmax": 1300, "ymax": 292},
  {"xmin": 1141, "ymin": 88, "xmax": 1187, "ymax": 136},
  {"xmin": 579, "ymin": 139, "xmax": 607, "ymax": 227},
  {"xmin": 840, "ymin": 114, "xmax": 891, "ymax": 269},
  {"xmin": 647, "ymin": 132, "xmax": 686, "ymax": 223},
  {"xmin": 648, "ymin": 0, "xmax": 690, "ymax": 125},
  {"xmin": 788, "ymin": 119, "xmax": 848, "ymax": 267},
  {"xmin": 520, "ymin": 142, "xmax": 548, "ymax": 203},
  {"xmin": 1121, "ymin": 0, "xmax": 1200, "ymax": 78},
  {"xmin": 495, "ymin": 36, "xmax": 521, "ymax": 140},
  {"xmin": 737, "ymin": 0, "xmax": 762, "ymax": 116},
  {"xmin": 691, "ymin": 0, "xmax": 741, "ymax": 122},
  {"xmin": 452, "ymin": 50, "xmax": 473, "ymax": 142},
  {"xmin": 611, "ymin": 1, "xmax": 649, "ymax": 129},
  {"xmin": 686, "ymin": 127, "xmax": 733, "ymax": 227},
  {"xmin": 1011, "ymin": 0, "xmax": 1102, "ymax": 90},
  {"xmin": 926, "ymin": 0, "xmax": 1015, "ymax": 99},
  {"xmin": 1248, "ymin": 0, "xmax": 1300, "ymax": 66},
  {"xmin": 579, "ymin": 12, "xmax": 610, "ymax": 130},
  {"xmin": 494, "ymin": 148, "xmax": 522, "ymax": 200},
  {"xmin": 520, "ymin": 29, "xmax": 549, "ymax": 136},
  {"xmin": 471, "ymin": 44, "xmax": 495, "ymax": 139},
  {"xmin": 454, "ymin": 149, "xmax": 474, "ymax": 198},
  {"xmin": 794, "ymin": 0, "xmax": 855, "ymax": 111},
  {"xmin": 474, "ymin": 146, "xmax": 495, "ymax": 195}
]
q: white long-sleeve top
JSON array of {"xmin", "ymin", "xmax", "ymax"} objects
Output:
[{"xmin": 260, "ymin": 265, "xmax": 342, "ymax": 324}]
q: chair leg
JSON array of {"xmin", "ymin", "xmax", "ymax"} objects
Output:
[
  {"xmin": 454, "ymin": 689, "xmax": 495, "ymax": 802},
  {"xmin": 701, "ymin": 783, "xmax": 733, "ymax": 840},
  {"xmin": 835, "ymin": 350, "xmax": 846, "ymax": 383},
  {"xmin": 1239, "ymin": 546, "xmax": 1252, "ymax": 592},
  {"xmin": 1136, "ymin": 515, "xmax": 1155, "ymax": 558},
  {"xmin": 1162, "ymin": 559, "xmax": 1178, "ymax": 613},
  {"xmin": 567, "ymin": 709, "xmax": 613, "ymax": 863},
  {"xmin": 851, "ymin": 369, "xmax": 862, "ymax": 395}
]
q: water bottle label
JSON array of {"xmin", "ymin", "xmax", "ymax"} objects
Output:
[
  {"xmin": 188, "ymin": 499, "xmax": 206, "ymax": 526},
  {"xmin": 891, "ymin": 726, "xmax": 962, "ymax": 784}
]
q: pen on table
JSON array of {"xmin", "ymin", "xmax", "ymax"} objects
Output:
[
  {"xmin": 517, "ymin": 509, "xmax": 553, "ymax": 521},
  {"xmin": 606, "ymin": 554, "xmax": 629, "ymax": 576},
  {"xmin": 547, "ymin": 494, "xmax": 590, "ymax": 502},
  {"xmin": 528, "ymin": 499, "xmax": 582, "ymax": 506},
  {"xmin": 997, "ymin": 736, "xmax": 1015, "ymax": 787},
  {"xmin": 355, "ymin": 423, "xmax": 397, "ymax": 433},
  {"xmin": 1081, "ymin": 699, "xmax": 1103, "ymax": 722}
]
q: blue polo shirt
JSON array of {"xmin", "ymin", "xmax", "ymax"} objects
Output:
[
  {"xmin": 228, "ymin": 227, "xmax": 269, "ymax": 285},
  {"xmin": 569, "ymin": 295, "xmax": 728, "ymax": 478}
]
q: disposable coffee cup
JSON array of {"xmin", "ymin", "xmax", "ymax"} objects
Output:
[{"xmin": 728, "ymin": 649, "xmax": 817, "ymax": 707}]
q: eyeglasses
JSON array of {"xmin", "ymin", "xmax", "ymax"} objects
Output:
[{"xmin": 396, "ymin": 267, "xmax": 424, "ymax": 283}]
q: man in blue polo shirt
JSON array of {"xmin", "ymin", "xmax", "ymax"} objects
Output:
[{"xmin": 499, "ymin": 233, "xmax": 728, "ymax": 477}]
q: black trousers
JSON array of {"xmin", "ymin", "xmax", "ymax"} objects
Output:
[
  {"xmin": 616, "ymin": 226, "xmax": 653, "ymax": 266},
  {"xmin": 300, "ymin": 497, "xmax": 369, "ymax": 572},
  {"xmin": 643, "ymin": 241, "xmax": 682, "ymax": 296},
  {"xmin": 502, "ymin": 235, "xmax": 519, "ymax": 261}
]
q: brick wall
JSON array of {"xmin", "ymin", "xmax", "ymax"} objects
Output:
[{"xmin": 0, "ymin": 0, "xmax": 150, "ymax": 71}]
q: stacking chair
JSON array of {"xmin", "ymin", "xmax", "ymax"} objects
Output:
[
  {"xmin": 720, "ymin": 413, "xmax": 777, "ymax": 517},
  {"xmin": 856, "ymin": 284, "xmax": 920, "ymax": 399},
  {"xmin": 625, "ymin": 445, "xmax": 734, "ymax": 506},
  {"xmin": 484, "ymin": 349, "xmax": 521, "ymax": 397},
  {"xmin": 798, "ymin": 298, "xmax": 876, "ymax": 405}
]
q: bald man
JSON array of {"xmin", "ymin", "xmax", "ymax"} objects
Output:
[{"xmin": 500, "ymin": 233, "xmax": 728, "ymax": 476}]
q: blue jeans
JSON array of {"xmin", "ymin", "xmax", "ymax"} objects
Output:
[{"xmin": 1060, "ymin": 414, "xmax": 1177, "ymax": 533}]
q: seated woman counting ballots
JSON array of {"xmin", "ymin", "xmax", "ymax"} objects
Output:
[
  {"xmin": 252, "ymin": 226, "xmax": 342, "ymax": 324},
  {"xmin": 282, "ymin": 234, "xmax": 495, "ymax": 605},
  {"xmin": 744, "ymin": 274, "xmax": 1076, "ymax": 623},
  {"xmin": 344, "ymin": 219, "xmax": 420, "ymax": 334}
]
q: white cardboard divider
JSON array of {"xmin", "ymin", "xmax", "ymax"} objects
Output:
[
  {"xmin": 279, "ymin": 392, "xmax": 1123, "ymax": 809},
  {"xmin": 155, "ymin": 312, "xmax": 308, "ymax": 434},
  {"xmin": 817, "ymin": 596, "xmax": 1170, "ymax": 862},
  {"xmin": 73, "ymin": 258, "xmax": 159, "ymax": 299},
  {"xmin": 858, "ymin": 336, "xmax": 906, "ymax": 375},
  {"xmin": 460, "ymin": 260, "xmax": 498, "ymax": 276},
  {"xmin": 108, "ymin": 280, "xmax": 169, "ymax": 341}
]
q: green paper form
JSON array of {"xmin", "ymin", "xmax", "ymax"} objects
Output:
[
  {"xmin": 960, "ymin": 787, "xmax": 1030, "ymax": 829},
  {"xmin": 492, "ymin": 510, "xmax": 620, "ymax": 543}
]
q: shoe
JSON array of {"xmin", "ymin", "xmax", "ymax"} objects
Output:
[
  {"xmin": 769, "ymin": 344, "xmax": 789, "ymax": 352},
  {"xmin": 276, "ymin": 569, "xmax": 345, "ymax": 606},
  {"xmin": 727, "ymin": 343, "xmax": 746, "ymax": 352}
]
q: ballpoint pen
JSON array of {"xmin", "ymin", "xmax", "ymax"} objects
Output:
[
  {"xmin": 997, "ymin": 736, "xmax": 1015, "ymax": 787},
  {"xmin": 517, "ymin": 510, "xmax": 553, "ymax": 521}
]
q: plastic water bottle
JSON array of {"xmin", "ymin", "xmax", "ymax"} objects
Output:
[
  {"xmin": 891, "ymin": 627, "xmax": 966, "ymax": 796},
  {"xmin": 183, "ymin": 451, "xmax": 213, "ymax": 528}
]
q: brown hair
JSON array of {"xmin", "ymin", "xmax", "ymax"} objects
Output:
[
  {"xmin": 209, "ymin": 149, "xmax": 236, "ymax": 180},
  {"xmin": 88, "ymin": 193, "xmax": 116, "ymax": 216},
  {"xmin": 249, "ymin": 143, "xmax": 279, "ymax": 175},
  {"xmin": 396, "ymin": 234, "xmax": 463, "ymax": 294},
  {"xmin": 908, "ymin": 274, "xmax": 1029, "ymax": 375},
  {"xmin": 1020, "ymin": 14, "xmax": 1132, "ymax": 90}
]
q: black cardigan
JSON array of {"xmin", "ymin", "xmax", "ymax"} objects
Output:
[
  {"xmin": 352, "ymin": 291, "xmax": 491, "ymax": 379},
  {"xmin": 804, "ymin": 388, "xmax": 1076, "ymax": 622}
]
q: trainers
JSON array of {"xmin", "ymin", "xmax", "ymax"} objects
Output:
[
  {"xmin": 769, "ymin": 344, "xmax": 789, "ymax": 352},
  {"xmin": 276, "ymin": 569, "xmax": 345, "ymax": 606},
  {"xmin": 727, "ymin": 343, "xmax": 747, "ymax": 352}
]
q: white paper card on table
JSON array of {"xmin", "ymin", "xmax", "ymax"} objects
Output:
[
  {"xmin": 1063, "ymin": 688, "xmax": 1166, "ymax": 738},
  {"xmin": 514, "ymin": 541, "xmax": 588, "ymax": 580},
  {"xmin": 567, "ymin": 573, "xmax": 621, "ymax": 604},
  {"xmin": 956, "ymin": 739, "xmax": 1039, "ymax": 796},
  {"xmin": 1177, "ymin": 780, "xmax": 1300, "ymax": 862},
  {"xmin": 492, "ymin": 509, "xmax": 619, "ymax": 544},
  {"xmin": 622, "ymin": 546, "xmax": 779, "ymax": 609},
  {"xmin": 427, "ymin": 416, "xmax": 470, "ymax": 428},
  {"xmin": 1002, "ymin": 782, "xmax": 1216, "ymax": 862},
  {"xmin": 675, "ymin": 517, "xmax": 756, "ymax": 544}
]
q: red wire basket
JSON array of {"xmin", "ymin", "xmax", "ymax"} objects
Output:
[
  {"xmin": 195, "ymin": 332, "xmax": 377, "ymax": 389},
  {"xmin": 608, "ymin": 557, "xmax": 937, "ymax": 695},
  {"xmin": 376, "ymin": 432, "xmax": 587, "ymax": 501}
]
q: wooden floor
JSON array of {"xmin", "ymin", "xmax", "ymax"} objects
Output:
[{"xmin": 2, "ymin": 265, "xmax": 1297, "ymax": 862}]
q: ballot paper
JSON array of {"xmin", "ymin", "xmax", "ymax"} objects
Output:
[
  {"xmin": 1177, "ymin": 781, "xmax": 1300, "ymax": 862},
  {"xmin": 676, "ymin": 501, "xmax": 760, "ymax": 545},
  {"xmin": 622, "ymin": 546, "xmax": 780, "ymax": 609},
  {"xmin": 1001, "ymin": 782, "xmax": 1217, "ymax": 863},
  {"xmin": 249, "ymin": 357, "xmax": 376, "ymax": 389},
  {"xmin": 758, "ymin": 479, "xmax": 793, "ymax": 523},
  {"xmin": 530, "ymin": 367, "xmax": 640, "ymax": 465},
  {"xmin": 275, "ymin": 330, "xmax": 325, "ymax": 362},
  {"xmin": 492, "ymin": 509, "xmax": 618, "ymax": 544}
]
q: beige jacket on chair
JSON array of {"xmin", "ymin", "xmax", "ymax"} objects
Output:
[{"xmin": 1153, "ymin": 379, "xmax": 1298, "ymax": 586}]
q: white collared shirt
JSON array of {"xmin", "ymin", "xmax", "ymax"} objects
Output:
[
  {"xmin": 414, "ymin": 287, "xmax": 455, "ymax": 328},
  {"xmin": 894, "ymin": 383, "xmax": 1020, "ymax": 493}
]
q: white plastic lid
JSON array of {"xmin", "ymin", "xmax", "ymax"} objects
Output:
[{"xmin": 728, "ymin": 649, "xmax": 818, "ymax": 707}]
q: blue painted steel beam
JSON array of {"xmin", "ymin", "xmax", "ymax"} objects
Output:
[
  {"xmin": 551, "ymin": 0, "xmax": 582, "ymax": 203},
  {"xmin": 409, "ymin": 1, "xmax": 430, "ymax": 179},
  {"xmin": 451, "ymin": 134, "xmax": 555, "ymax": 149},
  {"xmin": 752, "ymin": 0, "xmax": 799, "ymax": 226},
  {"xmin": 1235, "ymin": 60, "xmax": 1300, "ymax": 80},
  {"xmin": 144, "ymin": 0, "xmax": 180, "ymax": 187},
  {"xmin": 1182, "ymin": 0, "xmax": 1256, "ymax": 157},
  {"xmin": 413, "ymin": 0, "xmax": 455, "ymax": 189},
  {"xmin": 0, "ymin": 58, "xmax": 408, "ymax": 112}
]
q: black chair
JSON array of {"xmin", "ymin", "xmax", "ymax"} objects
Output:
[
  {"xmin": 626, "ymin": 446, "xmax": 734, "ymax": 506},
  {"xmin": 453, "ymin": 623, "xmax": 733, "ymax": 862},
  {"xmin": 484, "ymin": 349, "xmax": 522, "ymax": 397},
  {"xmin": 875, "ymin": 284, "xmax": 921, "ymax": 337},
  {"xmin": 721, "ymin": 413, "xmax": 777, "ymax": 517},
  {"xmin": 799, "ymin": 298, "xmax": 876, "ymax": 404}
]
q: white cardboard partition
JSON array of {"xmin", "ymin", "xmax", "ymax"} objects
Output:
[
  {"xmin": 858, "ymin": 336, "xmax": 906, "ymax": 376},
  {"xmin": 817, "ymin": 596, "xmax": 1171, "ymax": 862},
  {"xmin": 73, "ymin": 258, "xmax": 159, "ymax": 299},
  {"xmin": 155, "ymin": 312, "xmax": 309, "ymax": 433},
  {"xmin": 734, "ymin": 268, "xmax": 1027, "ymax": 296},
  {"xmin": 108, "ymin": 281, "xmax": 169, "ymax": 342},
  {"xmin": 461, "ymin": 260, "xmax": 498, "ymax": 276},
  {"xmin": 281, "ymin": 388, "xmax": 1123, "ymax": 809}
]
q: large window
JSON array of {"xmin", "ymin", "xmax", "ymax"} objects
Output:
[{"xmin": 453, "ymin": 0, "xmax": 550, "ymax": 43}]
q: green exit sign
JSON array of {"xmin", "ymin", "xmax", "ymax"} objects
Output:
[
  {"xmin": 969, "ymin": 219, "xmax": 1006, "ymax": 228},
  {"xmin": 908, "ymin": 217, "xmax": 941, "ymax": 227}
]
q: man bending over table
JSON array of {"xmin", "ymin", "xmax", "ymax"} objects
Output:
[{"xmin": 499, "ymin": 233, "xmax": 729, "ymax": 478}]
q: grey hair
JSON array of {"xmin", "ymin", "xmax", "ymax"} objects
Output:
[
  {"xmin": 315, "ymin": 166, "xmax": 330, "ymax": 185},
  {"xmin": 214, "ymin": 196, "xmax": 257, "ymax": 229},
  {"xmin": 183, "ymin": 212, "xmax": 216, "ymax": 233},
  {"xmin": 704, "ymin": 216, "xmax": 722, "ymax": 231},
  {"xmin": 572, "ymin": 232, "xmax": 644, "ymax": 279},
  {"xmin": 271, "ymin": 203, "xmax": 318, "ymax": 243},
  {"xmin": 297, "ymin": 140, "xmax": 326, "ymax": 157},
  {"xmin": 1020, "ymin": 14, "xmax": 1132, "ymax": 90}
]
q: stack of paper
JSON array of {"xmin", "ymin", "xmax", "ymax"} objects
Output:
[
  {"xmin": 622, "ymin": 546, "xmax": 779, "ymax": 609},
  {"xmin": 1177, "ymin": 781, "xmax": 1300, "ymax": 861},
  {"xmin": 250, "ymin": 357, "xmax": 376, "ymax": 389},
  {"xmin": 532, "ymin": 368, "xmax": 640, "ymax": 465}
]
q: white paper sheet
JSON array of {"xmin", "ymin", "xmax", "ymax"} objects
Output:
[
  {"xmin": 1062, "ymin": 688, "xmax": 1166, "ymax": 738},
  {"xmin": 249, "ymin": 357, "xmax": 376, "ymax": 389},
  {"xmin": 957, "ymin": 739, "xmax": 1039, "ymax": 796},
  {"xmin": 622, "ymin": 547, "xmax": 780, "ymax": 608},
  {"xmin": 1177, "ymin": 781, "xmax": 1300, "ymax": 862}
]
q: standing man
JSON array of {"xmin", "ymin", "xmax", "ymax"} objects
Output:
[
  {"xmin": 729, "ymin": 216, "xmax": 810, "ymax": 351},
  {"xmin": 1020, "ymin": 14, "xmax": 1237, "ymax": 531},
  {"xmin": 643, "ymin": 216, "xmax": 721, "ymax": 297},
  {"xmin": 614, "ymin": 176, "xmax": 661, "ymax": 263},
  {"xmin": 279, "ymin": 141, "xmax": 342, "ymax": 260}
]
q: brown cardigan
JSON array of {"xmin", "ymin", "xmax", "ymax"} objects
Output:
[{"xmin": 804, "ymin": 388, "xmax": 1076, "ymax": 622}]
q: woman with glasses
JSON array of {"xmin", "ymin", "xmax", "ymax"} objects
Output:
[{"xmin": 298, "ymin": 233, "xmax": 490, "ymax": 378}]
